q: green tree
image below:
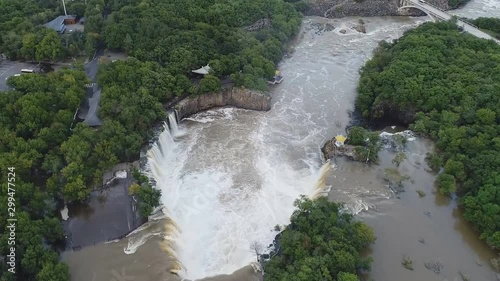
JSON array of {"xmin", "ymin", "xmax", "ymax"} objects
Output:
[
  {"xmin": 35, "ymin": 31, "xmax": 64, "ymax": 62},
  {"xmin": 265, "ymin": 197, "xmax": 374, "ymax": 280},
  {"xmin": 436, "ymin": 173, "xmax": 456, "ymax": 195},
  {"xmin": 20, "ymin": 33, "xmax": 37, "ymax": 61},
  {"xmin": 337, "ymin": 272, "xmax": 359, "ymax": 281},
  {"xmin": 347, "ymin": 126, "xmax": 367, "ymax": 146},
  {"xmin": 200, "ymin": 74, "xmax": 221, "ymax": 93},
  {"xmin": 36, "ymin": 262, "xmax": 70, "ymax": 281}
]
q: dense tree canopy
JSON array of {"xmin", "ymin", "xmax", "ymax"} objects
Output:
[
  {"xmin": 100, "ymin": 0, "xmax": 301, "ymax": 90},
  {"xmin": 356, "ymin": 20, "xmax": 500, "ymax": 249},
  {"xmin": 265, "ymin": 197, "xmax": 375, "ymax": 281},
  {"xmin": 0, "ymin": 0, "xmax": 88, "ymax": 61},
  {"xmin": 0, "ymin": 68, "xmax": 88, "ymax": 281}
]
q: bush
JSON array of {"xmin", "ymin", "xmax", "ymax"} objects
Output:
[
  {"xmin": 425, "ymin": 153, "xmax": 442, "ymax": 173},
  {"xmin": 347, "ymin": 126, "xmax": 367, "ymax": 146},
  {"xmin": 436, "ymin": 173, "xmax": 456, "ymax": 195},
  {"xmin": 265, "ymin": 197, "xmax": 375, "ymax": 280}
]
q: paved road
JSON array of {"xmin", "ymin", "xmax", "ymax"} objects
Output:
[
  {"xmin": 79, "ymin": 48, "xmax": 104, "ymax": 126},
  {"xmin": 0, "ymin": 61, "xmax": 38, "ymax": 91},
  {"xmin": 406, "ymin": 0, "xmax": 500, "ymax": 43}
]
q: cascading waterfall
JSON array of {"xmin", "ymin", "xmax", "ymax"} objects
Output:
[
  {"xmin": 140, "ymin": 108, "xmax": 333, "ymax": 280},
  {"xmin": 142, "ymin": 110, "xmax": 187, "ymax": 276}
]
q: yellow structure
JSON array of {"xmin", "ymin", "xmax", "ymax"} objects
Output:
[{"xmin": 334, "ymin": 135, "xmax": 347, "ymax": 147}]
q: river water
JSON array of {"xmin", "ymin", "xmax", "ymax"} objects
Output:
[{"xmin": 62, "ymin": 2, "xmax": 500, "ymax": 280}]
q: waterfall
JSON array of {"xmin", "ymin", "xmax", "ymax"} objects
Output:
[
  {"xmin": 127, "ymin": 109, "xmax": 187, "ymax": 275},
  {"xmin": 167, "ymin": 111, "xmax": 179, "ymax": 137},
  {"xmin": 312, "ymin": 161, "xmax": 333, "ymax": 199},
  {"xmin": 139, "ymin": 107, "xmax": 334, "ymax": 280}
]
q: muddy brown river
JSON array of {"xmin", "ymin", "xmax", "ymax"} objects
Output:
[{"xmin": 62, "ymin": 1, "xmax": 500, "ymax": 280}]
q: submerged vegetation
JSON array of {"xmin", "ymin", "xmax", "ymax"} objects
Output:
[
  {"xmin": 357, "ymin": 20, "xmax": 500, "ymax": 249},
  {"xmin": 265, "ymin": 197, "xmax": 375, "ymax": 281},
  {"xmin": 347, "ymin": 126, "xmax": 382, "ymax": 163}
]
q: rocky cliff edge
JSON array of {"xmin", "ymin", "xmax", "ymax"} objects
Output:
[{"xmin": 174, "ymin": 87, "xmax": 271, "ymax": 120}]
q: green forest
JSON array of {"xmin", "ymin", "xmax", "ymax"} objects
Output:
[
  {"xmin": 0, "ymin": 69, "xmax": 87, "ymax": 281},
  {"xmin": 357, "ymin": 20, "xmax": 500, "ymax": 249},
  {"xmin": 0, "ymin": 0, "xmax": 88, "ymax": 61},
  {"xmin": 0, "ymin": 0, "xmax": 302, "ymax": 280},
  {"xmin": 265, "ymin": 197, "xmax": 375, "ymax": 281},
  {"xmin": 99, "ymin": 0, "xmax": 301, "ymax": 90}
]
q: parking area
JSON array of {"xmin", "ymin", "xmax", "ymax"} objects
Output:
[{"xmin": 0, "ymin": 60, "xmax": 39, "ymax": 91}]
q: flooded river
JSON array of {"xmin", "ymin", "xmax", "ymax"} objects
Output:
[{"xmin": 62, "ymin": 1, "xmax": 500, "ymax": 280}]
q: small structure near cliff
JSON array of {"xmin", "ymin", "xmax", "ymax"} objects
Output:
[
  {"xmin": 334, "ymin": 134, "xmax": 347, "ymax": 147},
  {"xmin": 192, "ymin": 64, "xmax": 211, "ymax": 75}
]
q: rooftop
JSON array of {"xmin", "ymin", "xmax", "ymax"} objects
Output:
[{"xmin": 45, "ymin": 15, "xmax": 76, "ymax": 33}]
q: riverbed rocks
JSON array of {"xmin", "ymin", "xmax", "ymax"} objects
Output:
[
  {"xmin": 311, "ymin": 22, "xmax": 335, "ymax": 34},
  {"xmin": 352, "ymin": 19, "xmax": 366, "ymax": 33},
  {"xmin": 306, "ymin": 0, "xmax": 451, "ymax": 18},
  {"xmin": 425, "ymin": 259, "xmax": 444, "ymax": 274},
  {"xmin": 402, "ymin": 256, "xmax": 414, "ymax": 270},
  {"xmin": 174, "ymin": 87, "xmax": 271, "ymax": 120},
  {"xmin": 322, "ymin": 139, "xmax": 357, "ymax": 160}
]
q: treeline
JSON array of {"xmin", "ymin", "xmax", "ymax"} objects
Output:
[
  {"xmin": 356, "ymin": 21, "xmax": 500, "ymax": 249},
  {"xmin": 0, "ymin": 68, "xmax": 88, "ymax": 281},
  {"xmin": 265, "ymin": 197, "xmax": 375, "ymax": 280},
  {"xmin": 99, "ymin": 0, "xmax": 301, "ymax": 90},
  {"xmin": 0, "ymin": 0, "xmax": 89, "ymax": 61}
]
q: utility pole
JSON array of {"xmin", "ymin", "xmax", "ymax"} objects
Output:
[{"xmin": 62, "ymin": 0, "xmax": 67, "ymax": 16}]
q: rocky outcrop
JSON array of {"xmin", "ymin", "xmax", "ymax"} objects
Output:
[
  {"xmin": 322, "ymin": 139, "xmax": 357, "ymax": 160},
  {"xmin": 353, "ymin": 19, "xmax": 366, "ymax": 33},
  {"xmin": 307, "ymin": 0, "xmax": 451, "ymax": 18},
  {"xmin": 174, "ymin": 87, "xmax": 271, "ymax": 120},
  {"xmin": 245, "ymin": 18, "xmax": 271, "ymax": 32}
]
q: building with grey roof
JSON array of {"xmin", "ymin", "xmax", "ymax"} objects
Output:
[{"xmin": 44, "ymin": 15, "xmax": 76, "ymax": 34}]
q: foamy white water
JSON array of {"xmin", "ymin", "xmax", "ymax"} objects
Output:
[
  {"xmin": 145, "ymin": 110, "xmax": 330, "ymax": 279},
  {"xmin": 140, "ymin": 17, "xmax": 432, "ymax": 280}
]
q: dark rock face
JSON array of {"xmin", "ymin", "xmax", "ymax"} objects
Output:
[
  {"xmin": 306, "ymin": 0, "xmax": 451, "ymax": 18},
  {"xmin": 174, "ymin": 87, "xmax": 271, "ymax": 119},
  {"xmin": 245, "ymin": 18, "xmax": 271, "ymax": 32}
]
